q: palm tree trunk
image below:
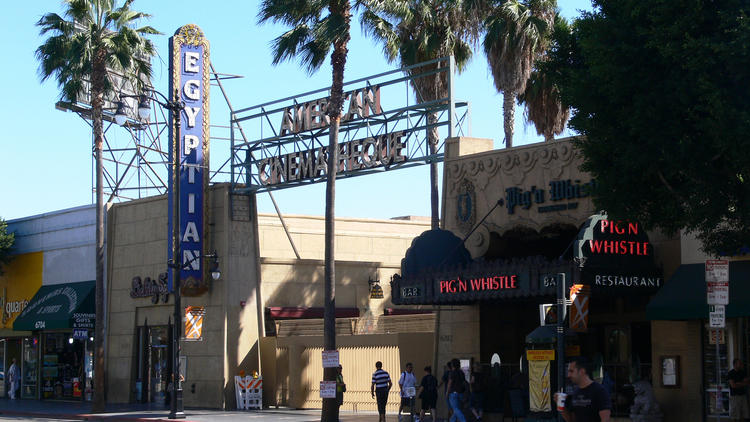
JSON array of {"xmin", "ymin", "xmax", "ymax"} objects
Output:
[
  {"xmin": 427, "ymin": 112, "xmax": 440, "ymax": 230},
  {"xmin": 92, "ymin": 49, "xmax": 107, "ymax": 414},
  {"xmin": 322, "ymin": 4, "xmax": 349, "ymax": 419},
  {"xmin": 503, "ymin": 90, "xmax": 516, "ymax": 148}
]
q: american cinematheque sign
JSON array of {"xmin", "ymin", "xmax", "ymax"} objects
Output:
[
  {"xmin": 230, "ymin": 57, "xmax": 470, "ymax": 194},
  {"xmin": 168, "ymin": 24, "xmax": 210, "ymax": 296}
]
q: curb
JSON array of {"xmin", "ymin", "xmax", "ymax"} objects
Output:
[{"xmin": 0, "ymin": 409, "xmax": 201, "ymax": 421}]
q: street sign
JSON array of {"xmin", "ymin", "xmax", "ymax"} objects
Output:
[
  {"xmin": 320, "ymin": 381, "xmax": 337, "ymax": 398},
  {"xmin": 710, "ymin": 305, "xmax": 726, "ymax": 328},
  {"xmin": 706, "ymin": 260, "xmax": 729, "ymax": 305},
  {"xmin": 706, "ymin": 260, "xmax": 729, "ymax": 282},
  {"xmin": 322, "ymin": 350, "xmax": 339, "ymax": 368}
]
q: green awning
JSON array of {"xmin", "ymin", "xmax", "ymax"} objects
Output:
[
  {"xmin": 646, "ymin": 261, "xmax": 750, "ymax": 320},
  {"xmin": 13, "ymin": 281, "xmax": 95, "ymax": 331}
]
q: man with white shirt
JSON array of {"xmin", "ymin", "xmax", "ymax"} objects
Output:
[{"xmin": 399, "ymin": 362, "xmax": 417, "ymax": 422}]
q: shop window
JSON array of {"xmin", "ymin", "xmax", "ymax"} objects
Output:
[
  {"xmin": 22, "ymin": 337, "xmax": 38, "ymax": 399},
  {"xmin": 606, "ymin": 327, "xmax": 629, "ymax": 364},
  {"xmin": 42, "ymin": 333, "xmax": 85, "ymax": 400}
]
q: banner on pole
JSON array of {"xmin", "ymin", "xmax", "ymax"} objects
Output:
[
  {"xmin": 185, "ymin": 306, "xmax": 205, "ymax": 340},
  {"xmin": 529, "ymin": 360, "xmax": 551, "ymax": 412},
  {"xmin": 569, "ymin": 284, "xmax": 590, "ymax": 332}
]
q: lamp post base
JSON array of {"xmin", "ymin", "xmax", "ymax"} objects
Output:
[{"xmin": 169, "ymin": 388, "xmax": 185, "ymax": 419}]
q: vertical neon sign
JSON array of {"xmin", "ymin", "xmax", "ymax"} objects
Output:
[{"xmin": 168, "ymin": 24, "xmax": 210, "ymax": 295}]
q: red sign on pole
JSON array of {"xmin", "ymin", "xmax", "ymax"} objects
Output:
[{"xmin": 706, "ymin": 260, "xmax": 729, "ymax": 305}]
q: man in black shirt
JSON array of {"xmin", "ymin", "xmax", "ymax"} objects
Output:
[
  {"xmin": 555, "ymin": 357, "xmax": 611, "ymax": 422},
  {"xmin": 729, "ymin": 359, "xmax": 750, "ymax": 421}
]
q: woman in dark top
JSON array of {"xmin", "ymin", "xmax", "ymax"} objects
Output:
[
  {"xmin": 470, "ymin": 362, "xmax": 485, "ymax": 421},
  {"xmin": 418, "ymin": 366, "xmax": 438, "ymax": 422}
]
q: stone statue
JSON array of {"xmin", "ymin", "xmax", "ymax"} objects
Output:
[{"xmin": 630, "ymin": 380, "xmax": 663, "ymax": 422}]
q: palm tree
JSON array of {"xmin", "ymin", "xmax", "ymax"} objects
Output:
[
  {"xmin": 36, "ymin": 0, "xmax": 157, "ymax": 412},
  {"xmin": 483, "ymin": 0, "xmax": 556, "ymax": 148},
  {"xmin": 258, "ymin": 0, "xmax": 354, "ymax": 420},
  {"xmin": 362, "ymin": 0, "xmax": 484, "ymax": 230},
  {"xmin": 518, "ymin": 14, "xmax": 570, "ymax": 142}
]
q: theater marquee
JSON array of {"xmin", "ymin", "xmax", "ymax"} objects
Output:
[{"xmin": 168, "ymin": 24, "xmax": 210, "ymax": 296}]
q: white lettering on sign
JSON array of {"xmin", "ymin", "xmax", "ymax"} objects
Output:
[
  {"xmin": 183, "ymin": 250, "xmax": 200, "ymax": 270},
  {"xmin": 710, "ymin": 304, "xmax": 726, "ymax": 328},
  {"xmin": 280, "ymin": 86, "xmax": 381, "ymax": 135},
  {"xmin": 5, "ymin": 299, "xmax": 29, "ymax": 319},
  {"xmin": 183, "ymin": 80, "xmax": 200, "ymax": 100},
  {"xmin": 184, "ymin": 106, "xmax": 201, "ymax": 128},
  {"xmin": 184, "ymin": 52, "xmax": 200, "ymax": 73},
  {"xmin": 184, "ymin": 135, "xmax": 200, "ymax": 155},
  {"xmin": 35, "ymin": 321, "xmax": 45, "ymax": 329},
  {"xmin": 182, "ymin": 222, "xmax": 200, "ymax": 242},
  {"xmin": 259, "ymin": 131, "xmax": 407, "ymax": 186}
]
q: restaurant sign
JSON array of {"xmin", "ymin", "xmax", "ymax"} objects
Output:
[
  {"xmin": 575, "ymin": 212, "xmax": 663, "ymax": 292},
  {"xmin": 505, "ymin": 179, "xmax": 596, "ymax": 215}
]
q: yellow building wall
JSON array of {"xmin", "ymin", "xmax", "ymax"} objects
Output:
[{"xmin": 0, "ymin": 252, "xmax": 43, "ymax": 333}]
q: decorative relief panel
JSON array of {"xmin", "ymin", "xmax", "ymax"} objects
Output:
[{"xmin": 444, "ymin": 138, "xmax": 592, "ymax": 238}]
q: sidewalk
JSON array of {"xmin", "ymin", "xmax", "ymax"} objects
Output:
[{"xmin": 0, "ymin": 399, "xmax": 419, "ymax": 421}]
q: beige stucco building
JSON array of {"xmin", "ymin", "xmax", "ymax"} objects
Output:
[{"xmin": 105, "ymin": 184, "xmax": 434, "ymax": 410}]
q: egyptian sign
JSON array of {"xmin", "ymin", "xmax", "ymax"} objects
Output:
[{"xmin": 168, "ymin": 24, "xmax": 210, "ymax": 296}]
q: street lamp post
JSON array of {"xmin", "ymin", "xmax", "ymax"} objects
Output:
[{"xmin": 116, "ymin": 89, "xmax": 186, "ymax": 419}]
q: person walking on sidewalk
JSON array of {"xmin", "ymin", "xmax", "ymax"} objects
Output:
[
  {"xmin": 446, "ymin": 358, "xmax": 467, "ymax": 422},
  {"xmin": 555, "ymin": 356, "xmax": 612, "ymax": 422},
  {"xmin": 729, "ymin": 358, "xmax": 750, "ymax": 421},
  {"xmin": 470, "ymin": 362, "xmax": 485, "ymax": 422},
  {"xmin": 336, "ymin": 365, "xmax": 346, "ymax": 412},
  {"xmin": 372, "ymin": 361, "xmax": 392, "ymax": 422},
  {"xmin": 418, "ymin": 365, "xmax": 438, "ymax": 422},
  {"xmin": 438, "ymin": 361, "xmax": 454, "ymax": 420},
  {"xmin": 398, "ymin": 362, "xmax": 417, "ymax": 421},
  {"xmin": 7, "ymin": 358, "xmax": 19, "ymax": 400}
]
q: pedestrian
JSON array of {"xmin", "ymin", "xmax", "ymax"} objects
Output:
[
  {"xmin": 446, "ymin": 358, "xmax": 467, "ymax": 422},
  {"xmin": 7, "ymin": 358, "xmax": 19, "ymax": 400},
  {"xmin": 729, "ymin": 358, "xmax": 750, "ymax": 421},
  {"xmin": 555, "ymin": 356, "xmax": 611, "ymax": 422},
  {"xmin": 418, "ymin": 365, "xmax": 438, "ymax": 422},
  {"xmin": 438, "ymin": 361, "xmax": 454, "ymax": 420},
  {"xmin": 336, "ymin": 365, "xmax": 346, "ymax": 411},
  {"xmin": 371, "ymin": 361, "xmax": 392, "ymax": 422},
  {"xmin": 470, "ymin": 362, "xmax": 485, "ymax": 422},
  {"xmin": 399, "ymin": 362, "xmax": 417, "ymax": 421}
]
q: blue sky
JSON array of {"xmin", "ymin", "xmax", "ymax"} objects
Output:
[{"xmin": 1, "ymin": 0, "xmax": 593, "ymax": 221}]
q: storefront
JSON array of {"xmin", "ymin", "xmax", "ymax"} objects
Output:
[
  {"xmin": 647, "ymin": 259, "xmax": 750, "ymax": 420},
  {"xmin": 13, "ymin": 280, "xmax": 96, "ymax": 401},
  {"xmin": 105, "ymin": 184, "xmax": 433, "ymax": 410},
  {"xmin": 0, "ymin": 251, "xmax": 44, "ymax": 399},
  {"xmin": 3, "ymin": 205, "xmax": 100, "ymax": 402},
  {"xmin": 391, "ymin": 136, "xmax": 679, "ymax": 418}
]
